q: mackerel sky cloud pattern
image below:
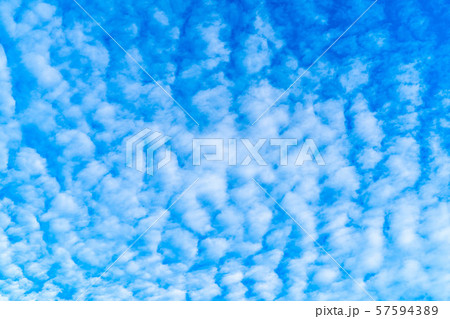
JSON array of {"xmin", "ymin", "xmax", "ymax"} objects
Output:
[{"xmin": 0, "ymin": 0, "xmax": 449, "ymax": 301}]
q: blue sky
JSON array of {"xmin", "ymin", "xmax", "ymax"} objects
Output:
[{"xmin": 0, "ymin": 0, "xmax": 449, "ymax": 300}]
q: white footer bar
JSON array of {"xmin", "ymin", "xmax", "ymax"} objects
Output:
[{"xmin": 1, "ymin": 301, "xmax": 449, "ymax": 319}]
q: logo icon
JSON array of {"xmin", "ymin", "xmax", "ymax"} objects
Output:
[{"xmin": 126, "ymin": 129, "xmax": 171, "ymax": 175}]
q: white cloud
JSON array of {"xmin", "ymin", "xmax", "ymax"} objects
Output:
[
  {"xmin": 0, "ymin": 45, "xmax": 15, "ymax": 118},
  {"xmin": 55, "ymin": 129, "xmax": 95, "ymax": 159},
  {"xmin": 246, "ymin": 204, "xmax": 272, "ymax": 241},
  {"xmin": 339, "ymin": 59, "xmax": 369, "ymax": 92},
  {"xmin": 243, "ymin": 16, "xmax": 283, "ymax": 74},
  {"xmin": 153, "ymin": 9, "xmax": 169, "ymax": 26},
  {"xmin": 199, "ymin": 21, "xmax": 230, "ymax": 70},
  {"xmin": 201, "ymin": 237, "xmax": 229, "ymax": 260}
]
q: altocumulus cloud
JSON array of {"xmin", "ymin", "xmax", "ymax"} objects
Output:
[{"xmin": 0, "ymin": 0, "xmax": 449, "ymax": 301}]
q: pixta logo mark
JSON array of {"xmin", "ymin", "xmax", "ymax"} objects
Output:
[{"xmin": 126, "ymin": 129, "xmax": 171, "ymax": 176}]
